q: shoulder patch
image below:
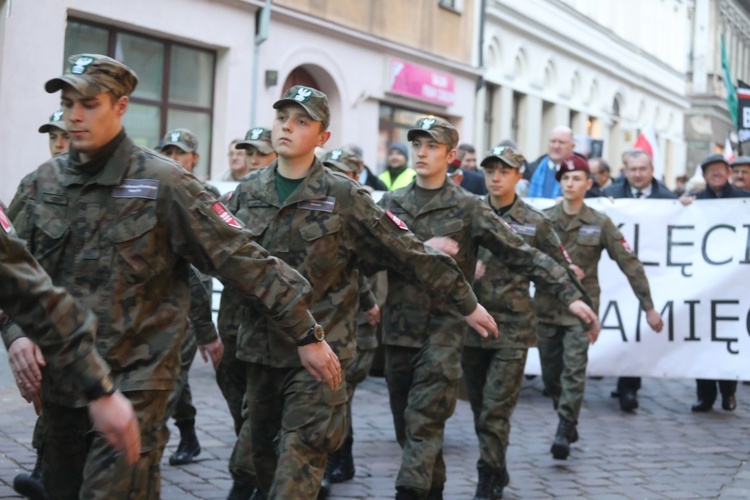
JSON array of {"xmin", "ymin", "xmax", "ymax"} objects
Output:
[
  {"xmin": 560, "ymin": 245, "xmax": 573, "ymax": 264},
  {"xmin": 211, "ymin": 202, "xmax": 242, "ymax": 229},
  {"xmin": 0, "ymin": 205, "xmax": 11, "ymax": 234},
  {"xmin": 620, "ymin": 237, "xmax": 632, "ymax": 253},
  {"xmin": 386, "ymin": 209, "xmax": 409, "ymax": 231}
]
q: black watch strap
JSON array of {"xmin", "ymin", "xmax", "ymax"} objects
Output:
[
  {"xmin": 85, "ymin": 375, "xmax": 116, "ymax": 401},
  {"xmin": 296, "ymin": 325, "xmax": 325, "ymax": 347}
]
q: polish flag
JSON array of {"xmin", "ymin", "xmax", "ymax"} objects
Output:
[
  {"xmin": 633, "ymin": 127, "xmax": 663, "ymax": 180},
  {"xmin": 724, "ymin": 137, "xmax": 735, "ymax": 163}
]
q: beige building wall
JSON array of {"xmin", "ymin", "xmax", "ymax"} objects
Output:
[{"xmin": 275, "ymin": 0, "xmax": 476, "ymax": 64}]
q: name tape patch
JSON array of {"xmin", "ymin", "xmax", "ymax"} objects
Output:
[
  {"xmin": 112, "ymin": 179, "xmax": 159, "ymax": 200},
  {"xmin": 511, "ymin": 223, "xmax": 536, "ymax": 237},
  {"xmin": 579, "ymin": 225, "xmax": 601, "ymax": 237},
  {"xmin": 298, "ymin": 197, "xmax": 335, "ymax": 213}
]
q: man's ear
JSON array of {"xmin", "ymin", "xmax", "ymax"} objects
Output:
[
  {"xmin": 447, "ymin": 148, "xmax": 457, "ymax": 164},
  {"xmin": 115, "ymin": 95, "xmax": 129, "ymax": 117},
  {"xmin": 318, "ymin": 129, "xmax": 331, "ymax": 147}
]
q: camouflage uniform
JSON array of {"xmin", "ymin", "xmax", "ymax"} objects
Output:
[
  {"xmin": 463, "ymin": 192, "xmax": 583, "ymax": 478},
  {"xmin": 1, "ymin": 55, "xmax": 316, "ymax": 498},
  {"xmin": 378, "ymin": 155, "xmax": 583, "ymax": 495},
  {"xmin": 535, "ymin": 202, "xmax": 654, "ymax": 425},
  {"xmin": 226, "ymin": 149, "xmax": 480, "ymax": 498}
]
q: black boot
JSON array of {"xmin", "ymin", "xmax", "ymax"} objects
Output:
[
  {"xmin": 13, "ymin": 447, "xmax": 47, "ymax": 500},
  {"xmin": 227, "ymin": 476, "xmax": 257, "ymax": 500},
  {"xmin": 395, "ymin": 486, "xmax": 421, "ymax": 500},
  {"xmin": 619, "ymin": 390, "xmax": 639, "ymax": 412},
  {"xmin": 318, "ymin": 451, "xmax": 338, "ymax": 499},
  {"xmin": 472, "ymin": 466, "xmax": 499, "ymax": 500},
  {"xmin": 330, "ymin": 436, "xmax": 354, "ymax": 483},
  {"xmin": 551, "ymin": 417, "xmax": 575, "ymax": 460},
  {"xmin": 169, "ymin": 419, "xmax": 201, "ymax": 465},
  {"xmin": 425, "ymin": 484, "xmax": 443, "ymax": 500},
  {"xmin": 491, "ymin": 468, "xmax": 510, "ymax": 499}
]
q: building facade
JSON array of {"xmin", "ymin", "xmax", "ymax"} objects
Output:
[
  {"xmin": 477, "ymin": 0, "xmax": 690, "ymax": 183},
  {"xmin": 686, "ymin": 0, "xmax": 750, "ymax": 173},
  {"xmin": 0, "ymin": 0, "xmax": 480, "ymax": 202}
]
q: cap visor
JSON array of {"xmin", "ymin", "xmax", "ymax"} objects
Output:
[
  {"xmin": 407, "ymin": 129, "xmax": 442, "ymax": 144},
  {"xmin": 44, "ymin": 75, "xmax": 104, "ymax": 97},
  {"xmin": 236, "ymin": 140, "xmax": 274, "ymax": 155},
  {"xmin": 324, "ymin": 160, "xmax": 356, "ymax": 173}
]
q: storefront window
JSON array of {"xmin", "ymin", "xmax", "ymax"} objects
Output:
[{"xmin": 63, "ymin": 20, "xmax": 215, "ymax": 179}]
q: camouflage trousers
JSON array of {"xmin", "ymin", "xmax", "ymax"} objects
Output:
[
  {"xmin": 165, "ymin": 327, "xmax": 198, "ymax": 424},
  {"xmin": 462, "ymin": 346, "xmax": 528, "ymax": 472},
  {"xmin": 344, "ymin": 345, "xmax": 376, "ymax": 440},
  {"xmin": 244, "ymin": 361, "xmax": 348, "ymax": 499},
  {"xmin": 385, "ymin": 344, "xmax": 461, "ymax": 495},
  {"xmin": 42, "ymin": 390, "xmax": 170, "ymax": 500},
  {"xmin": 216, "ymin": 332, "xmax": 247, "ymax": 436},
  {"xmin": 536, "ymin": 322, "xmax": 589, "ymax": 424}
]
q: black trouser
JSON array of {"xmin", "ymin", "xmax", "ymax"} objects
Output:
[
  {"xmin": 695, "ymin": 379, "xmax": 737, "ymax": 405},
  {"xmin": 617, "ymin": 377, "xmax": 641, "ymax": 394}
]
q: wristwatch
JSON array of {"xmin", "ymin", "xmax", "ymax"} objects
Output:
[
  {"xmin": 296, "ymin": 324, "xmax": 325, "ymax": 346},
  {"xmin": 85, "ymin": 375, "xmax": 116, "ymax": 401}
]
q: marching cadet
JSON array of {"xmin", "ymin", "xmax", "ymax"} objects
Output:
[
  {"xmin": 378, "ymin": 118, "xmax": 599, "ymax": 500},
  {"xmin": 235, "ymin": 126, "xmax": 277, "ymax": 173},
  {"xmin": 463, "ymin": 146, "xmax": 587, "ymax": 500},
  {"xmin": 9, "ymin": 109, "xmax": 72, "ymax": 499},
  {"xmin": 317, "ymin": 149, "xmax": 384, "ymax": 497},
  {"xmin": 0, "ymin": 206, "xmax": 141, "ymax": 465},
  {"xmin": 1, "ymin": 54, "xmax": 338, "ymax": 498},
  {"xmin": 39, "ymin": 109, "xmax": 70, "ymax": 157},
  {"xmin": 159, "ymin": 128, "xmax": 224, "ymax": 466},
  {"xmin": 220, "ymin": 125, "xmax": 279, "ymax": 498},
  {"xmin": 535, "ymin": 155, "xmax": 663, "ymax": 460},
  {"xmin": 224, "ymin": 86, "xmax": 498, "ymax": 499}
]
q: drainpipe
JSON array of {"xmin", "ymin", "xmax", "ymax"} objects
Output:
[{"xmin": 250, "ymin": 0, "xmax": 272, "ymax": 126}]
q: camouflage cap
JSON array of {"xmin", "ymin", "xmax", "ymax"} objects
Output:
[
  {"xmin": 480, "ymin": 145, "xmax": 525, "ymax": 170},
  {"xmin": 45, "ymin": 54, "xmax": 138, "ymax": 98},
  {"xmin": 407, "ymin": 116, "xmax": 458, "ymax": 149},
  {"xmin": 236, "ymin": 126, "xmax": 274, "ymax": 155},
  {"xmin": 38, "ymin": 109, "xmax": 67, "ymax": 133},
  {"xmin": 161, "ymin": 128, "xmax": 198, "ymax": 153},
  {"xmin": 555, "ymin": 154, "xmax": 590, "ymax": 182},
  {"xmin": 273, "ymin": 85, "xmax": 330, "ymax": 130},
  {"xmin": 323, "ymin": 148, "xmax": 359, "ymax": 173}
]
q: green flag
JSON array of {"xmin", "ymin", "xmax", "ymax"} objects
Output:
[{"xmin": 722, "ymin": 35, "xmax": 738, "ymax": 127}]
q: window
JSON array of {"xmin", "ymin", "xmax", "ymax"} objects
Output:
[
  {"xmin": 63, "ymin": 20, "xmax": 216, "ymax": 178},
  {"xmin": 438, "ymin": 0, "xmax": 460, "ymax": 12}
]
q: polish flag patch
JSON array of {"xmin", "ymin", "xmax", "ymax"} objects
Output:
[
  {"xmin": 0, "ymin": 205, "xmax": 11, "ymax": 234},
  {"xmin": 560, "ymin": 245, "xmax": 573, "ymax": 264},
  {"xmin": 386, "ymin": 210, "xmax": 408, "ymax": 231},
  {"xmin": 212, "ymin": 202, "xmax": 241, "ymax": 229},
  {"xmin": 620, "ymin": 237, "xmax": 632, "ymax": 253}
]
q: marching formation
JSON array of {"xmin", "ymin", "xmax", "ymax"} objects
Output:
[{"xmin": 1, "ymin": 54, "xmax": 747, "ymax": 500}]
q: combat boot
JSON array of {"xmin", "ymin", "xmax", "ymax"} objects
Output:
[
  {"xmin": 227, "ymin": 476, "xmax": 256, "ymax": 500},
  {"xmin": 330, "ymin": 436, "xmax": 354, "ymax": 483},
  {"xmin": 318, "ymin": 450, "xmax": 339, "ymax": 499},
  {"xmin": 13, "ymin": 447, "xmax": 47, "ymax": 500},
  {"xmin": 491, "ymin": 468, "xmax": 510, "ymax": 499},
  {"xmin": 551, "ymin": 417, "xmax": 574, "ymax": 460},
  {"xmin": 425, "ymin": 483, "xmax": 444, "ymax": 500},
  {"xmin": 395, "ymin": 486, "xmax": 421, "ymax": 500},
  {"xmin": 169, "ymin": 419, "xmax": 201, "ymax": 465},
  {"xmin": 472, "ymin": 465, "xmax": 499, "ymax": 500}
]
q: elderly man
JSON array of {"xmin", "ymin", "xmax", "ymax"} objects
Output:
[
  {"xmin": 602, "ymin": 149, "xmax": 675, "ymax": 412},
  {"xmin": 527, "ymin": 126, "xmax": 576, "ymax": 198},
  {"xmin": 731, "ymin": 156, "xmax": 750, "ymax": 190},
  {"xmin": 692, "ymin": 153, "xmax": 750, "ymax": 199}
]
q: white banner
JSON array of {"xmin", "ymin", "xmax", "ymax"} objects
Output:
[{"xmin": 523, "ymin": 197, "xmax": 750, "ymax": 380}]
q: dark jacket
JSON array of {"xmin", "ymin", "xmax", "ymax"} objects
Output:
[
  {"xmin": 361, "ymin": 165, "xmax": 388, "ymax": 191},
  {"xmin": 603, "ymin": 178, "xmax": 677, "ymax": 199},
  {"xmin": 460, "ymin": 168, "xmax": 488, "ymax": 195},
  {"xmin": 694, "ymin": 183, "xmax": 750, "ymax": 199}
]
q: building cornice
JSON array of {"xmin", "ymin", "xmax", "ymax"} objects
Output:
[{"xmin": 719, "ymin": 0, "xmax": 750, "ymax": 41}]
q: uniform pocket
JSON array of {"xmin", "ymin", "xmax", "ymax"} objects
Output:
[
  {"xmin": 33, "ymin": 202, "xmax": 70, "ymax": 269},
  {"xmin": 432, "ymin": 218, "xmax": 464, "ymax": 237},
  {"xmin": 299, "ymin": 215, "xmax": 343, "ymax": 276},
  {"xmin": 576, "ymin": 234, "xmax": 600, "ymax": 246},
  {"xmin": 107, "ymin": 208, "xmax": 159, "ymax": 283}
]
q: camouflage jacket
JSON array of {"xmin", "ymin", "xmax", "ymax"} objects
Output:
[
  {"xmin": 0, "ymin": 132, "xmax": 314, "ymax": 407},
  {"xmin": 226, "ymin": 159, "xmax": 478, "ymax": 367},
  {"xmin": 535, "ymin": 202, "xmax": 654, "ymax": 325},
  {"xmin": 378, "ymin": 180, "xmax": 583, "ymax": 349},
  {"xmin": 468, "ymin": 196, "xmax": 586, "ymax": 349},
  {"xmin": 0, "ymin": 210, "xmax": 111, "ymax": 399}
]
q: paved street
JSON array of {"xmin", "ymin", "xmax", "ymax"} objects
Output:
[{"xmin": 0, "ymin": 356, "xmax": 748, "ymax": 499}]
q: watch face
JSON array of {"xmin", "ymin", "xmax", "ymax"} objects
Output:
[{"xmin": 314, "ymin": 325, "xmax": 325, "ymax": 341}]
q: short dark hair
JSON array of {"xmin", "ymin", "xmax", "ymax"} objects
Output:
[
  {"xmin": 457, "ymin": 143, "xmax": 476, "ymax": 154},
  {"xmin": 590, "ymin": 157, "xmax": 610, "ymax": 173}
]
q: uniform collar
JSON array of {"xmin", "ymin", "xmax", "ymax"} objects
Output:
[
  {"xmin": 396, "ymin": 176, "xmax": 459, "ymax": 217},
  {"xmin": 254, "ymin": 157, "xmax": 331, "ymax": 208},
  {"xmin": 63, "ymin": 130, "xmax": 131, "ymax": 187}
]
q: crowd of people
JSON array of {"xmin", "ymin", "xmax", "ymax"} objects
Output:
[{"xmin": 1, "ymin": 53, "xmax": 748, "ymax": 500}]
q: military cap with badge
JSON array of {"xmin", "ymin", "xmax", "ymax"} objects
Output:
[
  {"xmin": 39, "ymin": 109, "xmax": 67, "ymax": 133},
  {"xmin": 46, "ymin": 54, "xmax": 138, "ymax": 98},
  {"xmin": 555, "ymin": 155, "xmax": 590, "ymax": 181},
  {"xmin": 273, "ymin": 85, "xmax": 330, "ymax": 130},
  {"xmin": 236, "ymin": 126, "xmax": 274, "ymax": 155},
  {"xmin": 407, "ymin": 116, "xmax": 459, "ymax": 149},
  {"xmin": 161, "ymin": 129, "xmax": 199, "ymax": 153},
  {"xmin": 323, "ymin": 148, "xmax": 360, "ymax": 175},
  {"xmin": 481, "ymin": 145, "xmax": 526, "ymax": 172}
]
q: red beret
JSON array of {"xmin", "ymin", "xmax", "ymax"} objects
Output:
[{"xmin": 555, "ymin": 155, "xmax": 590, "ymax": 182}]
